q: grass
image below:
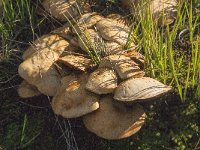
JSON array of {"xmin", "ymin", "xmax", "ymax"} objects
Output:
[
  {"xmin": 0, "ymin": 0, "xmax": 200, "ymax": 150},
  {"xmin": 126, "ymin": 0, "xmax": 200, "ymax": 102}
]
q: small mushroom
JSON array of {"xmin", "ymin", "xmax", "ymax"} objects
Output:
[
  {"xmin": 52, "ymin": 74, "xmax": 99, "ymax": 118},
  {"xmin": 18, "ymin": 80, "xmax": 41, "ymax": 98},
  {"xmin": 83, "ymin": 96, "xmax": 146, "ymax": 140},
  {"xmin": 114, "ymin": 77, "xmax": 173, "ymax": 102},
  {"xmin": 18, "ymin": 36, "xmax": 68, "ymax": 96},
  {"xmin": 86, "ymin": 68, "xmax": 118, "ymax": 94},
  {"xmin": 96, "ymin": 18, "xmax": 130, "ymax": 45},
  {"xmin": 99, "ymin": 54, "xmax": 144, "ymax": 80},
  {"xmin": 58, "ymin": 54, "xmax": 95, "ymax": 71}
]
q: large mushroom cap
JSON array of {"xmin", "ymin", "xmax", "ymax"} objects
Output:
[
  {"xmin": 18, "ymin": 35, "xmax": 68, "ymax": 96},
  {"xmin": 52, "ymin": 74, "xmax": 99, "ymax": 118},
  {"xmin": 83, "ymin": 96, "xmax": 146, "ymax": 140},
  {"xmin": 86, "ymin": 67, "xmax": 118, "ymax": 94},
  {"xmin": 18, "ymin": 80, "xmax": 41, "ymax": 98},
  {"xmin": 114, "ymin": 77, "xmax": 173, "ymax": 102}
]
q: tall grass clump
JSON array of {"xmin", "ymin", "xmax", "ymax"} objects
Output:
[
  {"xmin": 127, "ymin": 0, "xmax": 200, "ymax": 102},
  {"xmin": 0, "ymin": 0, "xmax": 35, "ymax": 61}
]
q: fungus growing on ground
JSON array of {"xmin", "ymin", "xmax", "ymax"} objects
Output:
[{"xmin": 18, "ymin": 1, "xmax": 174, "ymax": 140}]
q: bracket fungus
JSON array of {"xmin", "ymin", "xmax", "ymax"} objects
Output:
[{"xmin": 18, "ymin": 2, "xmax": 174, "ymax": 140}]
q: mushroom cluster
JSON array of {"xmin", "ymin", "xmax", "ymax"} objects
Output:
[{"xmin": 18, "ymin": 0, "xmax": 173, "ymax": 140}]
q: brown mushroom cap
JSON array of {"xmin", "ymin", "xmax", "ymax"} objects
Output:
[
  {"xmin": 99, "ymin": 55, "xmax": 144, "ymax": 80},
  {"xmin": 83, "ymin": 96, "xmax": 146, "ymax": 140},
  {"xmin": 18, "ymin": 35, "xmax": 68, "ymax": 96},
  {"xmin": 18, "ymin": 80, "xmax": 41, "ymax": 98},
  {"xmin": 114, "ymin": 77, "xmax": 173, "ymax": 102},
  {"xmin": 86, "ymin": 68, "xmax": 118, "ymax": 94},
  {"xmin": 96, "ymin": 18, "xmax": 130, "ymax": 45},
  {"xmin": 52, "ymin": 74, "xmax": 99, "ymax": 118},
  {"xmin": 58, "ymin": 54, "xmax": 95, "ymax": 71}
]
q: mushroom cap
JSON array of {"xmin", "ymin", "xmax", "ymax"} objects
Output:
[
  {"xmin": 52, "ymin": 74, "xmax": 99, "ymax": 118},
  {"xmin": 114, "ymin": 77, "xmax": 173, "ymax": 102},
  {"xmin": 18, "ymin": 80, "xmax": 41, "ymax": 98},
  {"xmin": 96, "ymin": 18, "xmax": 130, "ymax": 45},
  {"xmin": 58, "ymin": 54, "xmax": 95, "ymax": 71},
  {"xmin": 18, "ymin": 36, "xmax": 68, "ymax": 96},
  {"xmin": 22, "ymin": 34, "xmax": 68, "ymax": 60},
  {"xmin": 86, "ymin": 68, "xmax": 118, "ymax": 94},
  {"xmin": 83, "ymin": 96, "xmax": 146, "ymax": 140},
  {"xmin": 99, "ymin": 54, "xmax": 144, "ymax": 80},
  {"xmin": 72, "ymin": 12, "xmax": 103, "ymax": 34},
  {"xmin": 42, "ymin": 0, "xmax": 79, "ymax": 21}
]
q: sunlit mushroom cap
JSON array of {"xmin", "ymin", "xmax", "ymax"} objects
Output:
[
  {"xmin": 86, "ymin": 68, "xmax": 118, "ymax": 94},
  {"xmin": 114, "ymin": 77, "xmax": 173, "ymax": 102},
  {"xmin": 52, "ymin": 74, "xmax": 99, "ymax": 118},
  {"xmin": 18, "ymin": 80, "xmax": 41, "ymax": 98},
  {"xmin": 83, "ymin": 96, "xmax": 146, "ymax": 140}
]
